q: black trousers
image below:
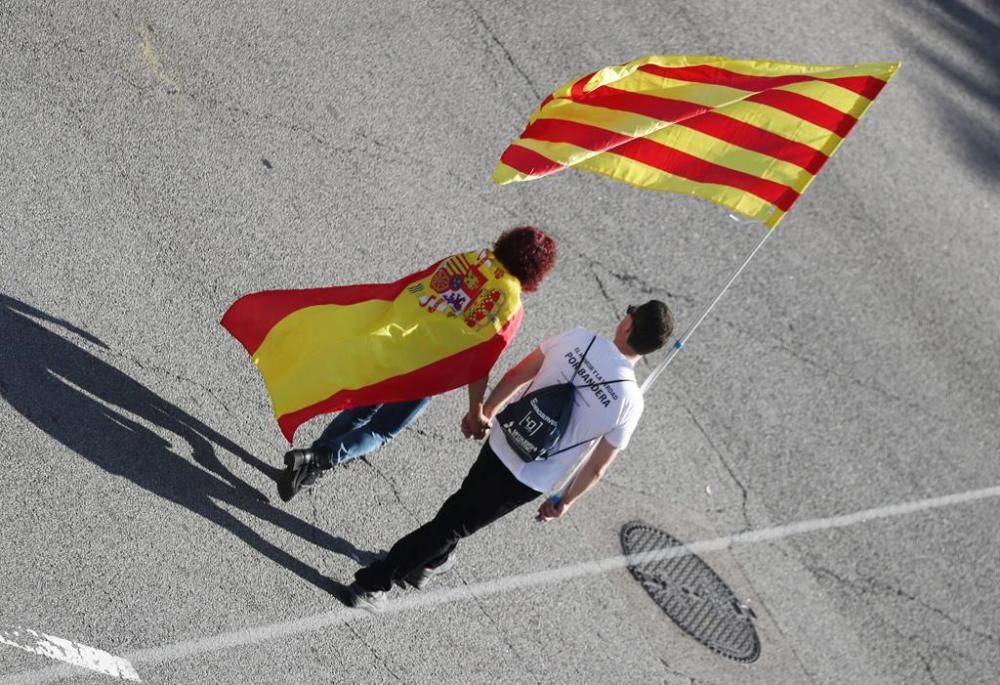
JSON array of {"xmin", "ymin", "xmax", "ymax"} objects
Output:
[{"xmin": 354, "ymin": 441, "xmax": 540, "ymax": 592}]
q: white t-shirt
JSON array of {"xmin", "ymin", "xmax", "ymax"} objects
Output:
[{"xmin": 490, "ymin": 327, "xmax": 644, "ymax": 492}]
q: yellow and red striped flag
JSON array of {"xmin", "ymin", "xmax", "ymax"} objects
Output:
[
  {"xmin": 222, "ymin": 250, "xmax": 522, "ymax": 441},
  {"xmin": 494, "ymin": 55, "xmax": 899, "ymax": 227}
]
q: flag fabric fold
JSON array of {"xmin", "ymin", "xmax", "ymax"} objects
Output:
[
  {"xmin": 223, "ymin": 250, "xmax": 523, "ymax": 442},
  {"xmin": 493, "ymin": 54, "xmax": 900, "ymax": 227}
]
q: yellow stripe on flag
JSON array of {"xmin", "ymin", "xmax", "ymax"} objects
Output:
[
  {"xmin": 536, "ymin": 99, "xmax": 667, "ymax": 139},
  {"xmin": 715, "ymin": 101, "xmax": 845, "ymax": 155},
  {"xmin": 631, "ymin": 54, "xmax": 898, "ymax": 80},
  {"xmin": 775, "ymin": 81, "xmax": 873, "ymax": 116},
  {"xmin": 610, "ymin": 71, "xmax": 750, "ymax": 108}
]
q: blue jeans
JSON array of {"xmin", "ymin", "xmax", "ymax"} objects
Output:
[{"xmin": 311, "ymin": 399, "xmax": 432, "ymax": 468}]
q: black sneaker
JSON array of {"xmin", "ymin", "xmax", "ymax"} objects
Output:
[
  {"xmin": 346, "ymin": 582, "xmax": 386, "ymax": 614},
  {"xmin": 403, "ymin": 553, "xmax": 456, "ymax": 590},
  {"xmin": 277, "ymin": 448, "xmax": 329, "ymax": 502}
]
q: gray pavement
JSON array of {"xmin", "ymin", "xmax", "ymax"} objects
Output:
[{"xmin": 1, "ymin": 1, "xmax": 998, "ymax": 683}]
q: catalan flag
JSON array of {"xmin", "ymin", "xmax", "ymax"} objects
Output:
[
  {"xmin": 222, "ymin": 250, "xmax": 523, "ymax": 441},
  {"xmin": 494, "ymin": 55, "xmax": 900, "ymax": 227}
]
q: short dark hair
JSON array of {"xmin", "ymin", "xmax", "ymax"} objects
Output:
[
  {"xmin": 492, "ymin": 226, "xmax": 556, "ymax": 293},
  {"xmin": 627, "ymin": 300, "xmax": 673, "ymax": 355}
]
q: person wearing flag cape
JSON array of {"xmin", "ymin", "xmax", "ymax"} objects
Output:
[{"xmin": 222, "ymin": 226, "xmax": 557, "ymax": 501}]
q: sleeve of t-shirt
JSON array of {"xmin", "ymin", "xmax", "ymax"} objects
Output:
[
  {"xmin": 539, "ymin": 326, "xmax": 586, "ymax": 355},
  {"xmin": 602, "ymin": 395, "xmax": 644, "ymax": 450}
]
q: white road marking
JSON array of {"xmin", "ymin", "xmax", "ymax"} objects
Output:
[
  {"xmin": 3, "ymin": 483, "xmax": 999, "ymax": 684},
  {"xmin": 0, "ymin": 627, "xmax": 139, "ymax": 682}
]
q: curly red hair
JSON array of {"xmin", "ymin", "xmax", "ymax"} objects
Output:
[{"xmin": 492, "ymin": 226, "xmax": 556, "ymax": 293}]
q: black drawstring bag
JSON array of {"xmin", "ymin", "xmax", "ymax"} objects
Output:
[{"xmin": 497, "ymin": 336, "xmax": 630, "ymax": 462}]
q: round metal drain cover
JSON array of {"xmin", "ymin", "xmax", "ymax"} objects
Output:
[{"xmin": 621, "ymin": 521, "xmax": 761, "ymax": 663}]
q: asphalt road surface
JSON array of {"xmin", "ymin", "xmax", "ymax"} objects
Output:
[{"xmin": 1, "ymin": 1, "xmax": 998, "ymax": 683}]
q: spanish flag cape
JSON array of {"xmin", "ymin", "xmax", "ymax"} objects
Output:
[{"xmin": 222, "ymin": 249, "xmax": 523, "ymax": 441}]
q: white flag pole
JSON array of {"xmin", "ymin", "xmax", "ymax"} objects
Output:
[{"xmin": 641, "ymin": 225, "xmax": 775, "ymax": 394}]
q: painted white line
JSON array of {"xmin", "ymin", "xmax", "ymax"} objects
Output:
[
  {"xmin": 3, "ymin": 483, "xmax": 999, "ymax": 684},
  {"xmin": 0, "ymin": 627, "xmax": 140, "ymax": 682}
]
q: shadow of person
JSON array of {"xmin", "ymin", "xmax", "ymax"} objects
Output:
[
  {"xmin": 0, "ymin": 294, "xmax": 378, "ymax": 591},
  {"xmin": 326, "ymin": 579, "xmax": 357, "ymax": 608}
]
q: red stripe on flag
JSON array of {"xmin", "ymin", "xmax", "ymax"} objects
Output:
[
  {"xmin": 578, "ymin": 86, "xmax": 711, "ymax": 123},
  {"xmin": 680, "ymin": 112, "xmax": 828, "ymax": 174},
  {"xmin": 499, "ymin": 143, "xmax": 564, "ymax": 177},
  {"xmin": 579, "ymin": 85, "xmax": 857, "ymax": 139},
  {"xmin": 828, "ymin": 75, "xmax": 887, "ymax": 100},
  {"xmin": 520, "ymin": 118, "xmax": 799, "ymax": 211},
  {"xmin": 551, "ymin": 86, "xmax": 829, "ymax": 173},
  {"xmin": 221, "ymin": 262, "xmax": 440, "ymax": 356},
  {"xmin": 276, "ymin": 307, "xmax": 524, "ymax": 441},
  {"xmin": 569, "ymin": 71, "xmax": 597, "ymax": 101},
  {"xmin": 522, "ymin": 118, "xmax": 632, "ymax": 151},
  {"xmin": 746, "ymin": 90, "xmax": 857, "ymax": 137},
  {"xmin": 637, "ymin": 63, "xmax": 886, "ymax": 99},
  {"xmin": 616, "ymin": 136, "xmax": 800, "ymax": 211}
]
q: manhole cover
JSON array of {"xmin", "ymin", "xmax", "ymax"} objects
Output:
[{"xmin": 621, "ymin": 521, "xmax": 761, "ymax": 663}]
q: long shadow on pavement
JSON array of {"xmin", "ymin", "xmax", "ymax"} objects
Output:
[
  {"xmin": 0, "ymin": 294, "xmax": 376, "ymax": 591},
  {"xmin": 892, "ymin": 0, "xmax": 1000, "ymax": 177}
]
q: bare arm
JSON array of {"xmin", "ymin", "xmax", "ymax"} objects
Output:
[
  {"xmin": 466, "ymin": 375, "xmax": 489, "ymax": 412},
  {"xmin": 482, "ymin": 347, "xmax": 546, "ymax": 420},
  {"xmin": 537, "ymin": 437, "xmax": 620, "ymax": 521},
  {"xmin": 461, "ymin": 375, "xmax": 490, "ymax": 439}
]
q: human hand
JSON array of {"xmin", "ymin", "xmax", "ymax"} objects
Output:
[
  {"xmin": 461, "ymin": 408, "xmax": 490, "ymax": 439},
  {"xmin": 535, "ymin": 496, "xmax": 566, "ymax": 522},
  {"xmin": 460, "ymin": 413, "xmax": 474, "ymax": 438}
]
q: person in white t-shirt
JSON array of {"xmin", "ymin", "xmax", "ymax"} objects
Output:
[{"xmin": 344, "ymin": 300, "xmax": 674, "ymax": 611}]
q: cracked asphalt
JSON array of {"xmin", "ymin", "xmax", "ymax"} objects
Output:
[{"xmin": 2, "ymin": 1, "xmax": 998, "ymax": 683}]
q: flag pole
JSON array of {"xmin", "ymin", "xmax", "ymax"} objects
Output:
[{"xmin": 641, "ymin": 225, "xmax": 775, "ymax": 394}]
